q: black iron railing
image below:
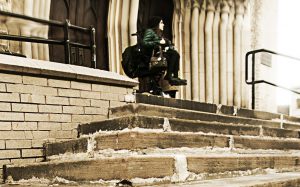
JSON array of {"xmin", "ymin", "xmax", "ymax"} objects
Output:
[
  {"xmin": 0, "ymin": 10, "xmax": 96, "ymax": 68},
  {"xmin": 245, "ymin": 49, "xmax": 300, "ymax": 109}
]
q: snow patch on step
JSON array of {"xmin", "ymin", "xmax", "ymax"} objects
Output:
[
  {"xmin": 171, "ymin": 155, "xmax": 189, "ymax": 182},
  {"xmin": 7, "ymin": 176, "xmax": 77, "ymax": 186},
  {"xmin": 163, "ymin": 118, "xmax": 171, "ymax": 132},
  {"xmin": 125, "ymin": 93, "xmax": 136, "ymax": 103},
  {"xmin": 87, "ymin": 136, "xmax": 96, "ymax": 158}
]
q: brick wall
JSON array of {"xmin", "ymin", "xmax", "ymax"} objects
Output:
[{"xmin": 0, "ymin": 54, "xmax": 138, "ymax": 180}]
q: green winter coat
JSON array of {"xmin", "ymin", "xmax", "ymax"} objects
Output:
[{"xmin": 141, "ymin": 29, "xmax": 161, "ymax": 57}]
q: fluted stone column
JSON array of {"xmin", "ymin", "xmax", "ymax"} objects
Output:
[
  {"xmin": 20, "ymin": 0, "xmax": 33, "ymax": 58},
  {"xmin": 31, "ymin": 0, "xmax": 40, "ymax": 59},
  {"xmin": 114, "ymin": 0, "xmax": 122, "ymax": 74},
  {"xmin": 198, "ymin": 0, "xmax": 206, "ymax": 102},
  {"xmin": 226, "ymin": 0, "xmax": 234, "ymax": 105},
  {"xmin": 219, "ymin": 0, "xmax": 229, "ymax": 105},
  {"xmin": 204, "ymin": 0, "xmax": 214, "ymax": 103},
  {"xmin": 182, "ymin": 0, "xmax": 192, "ymax": 100},
  {"xmin": 241, "ymin": 0, "xmax": 250, "ymax": 108},
  {"xmin": 108, "ymin": 0, "xmax": 116, "ymax": 72},
  {"xmin": 175, "ymin": 0, "xmax": 185, "ymax": 99},
  {"xmin": 213, "ymin": 1, "xmax": 221, "ymax": 104},
  {"xmin": 42, "ymin": 0, "xmax": 51, "ymax": 61},
  {"xmin": 191, "ymin": 0, "xmax": 200, "ymax": 101},
  {"xmin": 129, "ymin": 0, "xmax": 139, "ymax": 46},
  {"xmin": 233, "ymin": 1, "xmax": 243, "ymax": 107},
  {"xmin": 121, "ymin": 0, "xmax": 130, "ymax": 53}
]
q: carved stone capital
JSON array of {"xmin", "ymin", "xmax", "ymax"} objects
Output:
[
  {"xmin": 192, "ymin": 0, "xmax": 200, "ymax": 9},
  {"xmin": 221, "ymin": 0, "xmax": 230, "ymax": 13},
  {"xmin": 207, "ymin": 0, "xmax": 215, "ymax": 11}
]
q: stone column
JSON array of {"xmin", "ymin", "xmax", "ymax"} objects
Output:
[
  {"xmin": 129, "ymin": 0, "xmax": 139, "ymax": 46},
  {"xmin": 114, "ymin": 0, "xmax": 122, "ymax": 74},
  {"xmin": 191, "ymin": 0, "xmax": 200, "ymax": 101},
  {"xmin": 233, "ymin": 1, "xmax": 243, "ymax": 107},
  {"xmin": 241, "ymin": 0, "xmax": 250, "ymax": 108},
  {"xmin": 177, "ymin": 0, "xmax": 185, "ymax": 99},
  {"xmin": 31, "ymin": 0, "xmax": 40, "ymax": 59},
  {"xmin": 204, "ymin": 0, "xmax": 214, "ymax": 103},
  {"xmin": 198, "ymin": 0, "xmax": 206, "ymax": 102},
  {"xmin": 219, "ymin": 0, "xmax": 229, "ymax": 105},
  {"xmin": 121, "ymin": 0, "xmax": 130, "ymax": 53},
  {"xmin": 182, "ymin": 0, "xmax": 192, "ymax": 100},
  {"xmin": 108, "ymin": 0, "xmax": 116, "ymax": 72},
  {"xmin": 42, "ymin": 0, "xmax": 51, "ymax": 61},
  {"xmin": 226, "ymin": 0, "xmax": 234, "ymax": 105},
  {"xmin": 213, "ymin": 1, "xmax": 221, "ymax": 104},
  {"xmin": 20, "ymin": 0, "xmax": 34, "ymax": 58}
]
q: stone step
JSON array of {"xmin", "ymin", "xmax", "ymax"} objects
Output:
[
  {"xmin": 4, "ymin": 155, "xmax": 300, "ymax": 184},
  {"xmin": 135, "ymin": 93, "xmax": 300, "ymax": 125},
  {"xmin": 46, "ymin": 130, "xmax": 300, "ymax": 157},
  {"xmin": 78, "ymin": 115, "xmax": 300, "ymax": 139},
  {"xmin": 148, "ymin": 172, "xmax": 300, "ymax": 187},
  {"xmin": 110, "ymin": 103, "xmax": 300, "ymax": 130}
]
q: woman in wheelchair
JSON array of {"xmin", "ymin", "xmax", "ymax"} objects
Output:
[{"xmin": 141, "ymin": 16, "xmax": 187, "ymax": 86}]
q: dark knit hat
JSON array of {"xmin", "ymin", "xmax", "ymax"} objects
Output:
[{"xmin": 148, "ymin": 16, "xmax": 163, "ymax": 29}]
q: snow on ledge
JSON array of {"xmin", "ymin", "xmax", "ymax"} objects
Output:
[{"xmin": 0, "ymin": 54, "xmax": 138, "ymax": 87}]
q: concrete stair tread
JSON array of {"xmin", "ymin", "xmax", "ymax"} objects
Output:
[
  {"xmin": 148, "ymin": 171, "xmax": 300, "ymax": 187},
  {"xmin": 135, "ymin": 93, "xmax": 300, "ymax": 124},
  {"xmin": 110, "ymin": 103, "xmax": 300, "ymax": 130},
  {"xmin": 5, "ymin": 154, "xmax": 300, "ymax": 184},
  {"xmin": 46, "ymin": 129, "xmax": 300, "ymax": 156},
  {"xmin": 78, "ymin": 115, "xmax": 300, "ymax": 139}
]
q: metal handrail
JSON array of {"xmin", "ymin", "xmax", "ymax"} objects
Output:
[
  {"xmin": 0, "ymin": 10, "xmax": 96, "ymax": 68},
  {"xmin": 245, "ymin": 48, "xmax": 300, "ymax": 109}
]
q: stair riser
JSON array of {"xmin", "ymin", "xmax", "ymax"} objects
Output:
[
  {"xmin": 110, "ymin": 104, "xmax": 282, "ymax": 129},
  {"xmin": 5, "ymin": 156, "xmax": 300, "ymax": 182},
  {"xmin": 79, "ymin": 116, "xmax": 264, "ymax": 137},
  {"xmin": 135, "ymin": 94, "xmax": 300, "ymax": 126},
  {"xmin": 45, "ymin": 138, "xmax": 88, "ymax": 157},
  {"xmin": 94, "ymin": 132, "xmax": 229, "ymax": 150},
  {"xmin": 4, "ymin": 157, "xmax": 174, "ymax": 181},
  {"xmin": 78, "ymin": 116, "xmax": 163, "ymax": 135},
  {"xmin": 234, "ymin": 137, "xmax": 300, "ymax": 150},
  {"xmin": 46, "ymin": 132, "xmax": 300, "ymax": 157},
  {"xmin": 110, "ymin": 105, "xmax": 299, "ymax": 138},
  {"xmin": 188, "ymin": 156, "xmax": 300, "ymax": 174},
  {"xmin": 135, "ymin": 94, "xmax": 282, "ymax": 120}
]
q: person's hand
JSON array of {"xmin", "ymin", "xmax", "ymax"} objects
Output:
[{"xmin": 160, "ymin": 38, "xmax": 166, "ymax": 44}]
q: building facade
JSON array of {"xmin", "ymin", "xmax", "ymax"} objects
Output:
[{"xmin": 0, "ymin": 0, "xmax": 279, "ymax": 111}]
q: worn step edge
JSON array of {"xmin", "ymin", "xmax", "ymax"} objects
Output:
[
  {"xmin": 4, "ymin": 155, "xmax": 300, "ymax": 183},
  {"xmin": 78, "ymin": 115, "xmax": 300, "ymax": 139},
  {"xmin": 46, "ymin": 130, "xmax": 300, "ymax": 157},
  {"xmin": 109, "ymin": 103, "xmax": 300, "ymax": 131},
  {"xmin": 135, "ymin": 93, "xmax": 300, "ymax": 124}
]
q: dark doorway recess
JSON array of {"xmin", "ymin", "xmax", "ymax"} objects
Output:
[
  {"xmin": 49, "ymin": 0, "xmax": 109, "ymax": 70},
  {"xmin": 138, "ymin": 0, "xmax": 174, "ymax": 41}
]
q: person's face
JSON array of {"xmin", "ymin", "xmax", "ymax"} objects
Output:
[{"xmin": 158, "ymin": 20, "xmax": 164, "ymax": 31}]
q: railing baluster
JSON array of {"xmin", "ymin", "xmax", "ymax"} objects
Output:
[
  {"xmin": 64, "ymin": 19, "xmax": 71, "ymax": 64},
  {"xmin": 251, "ymin": 53, "xmax": 255, "ymax": 110},
  {"xmin": 90, "ymin": 26, "xmax": 96, "ymax": 68}
]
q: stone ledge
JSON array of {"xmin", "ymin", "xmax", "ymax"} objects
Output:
[{"xmin": 0, "ymin": 54, "xmax": 138, "ymax": 87}]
